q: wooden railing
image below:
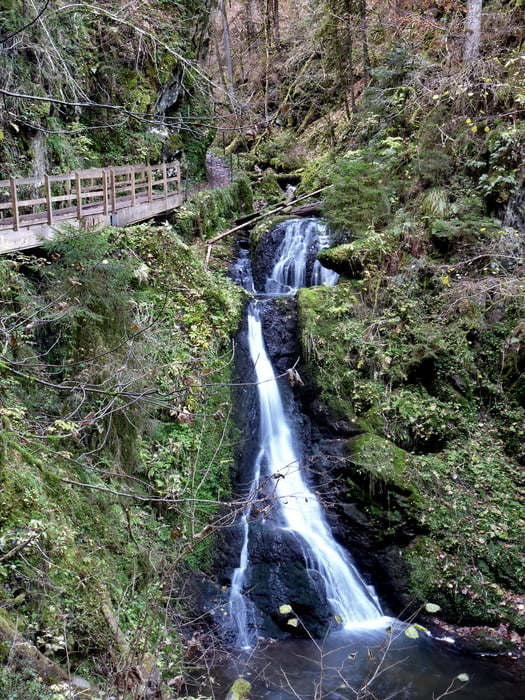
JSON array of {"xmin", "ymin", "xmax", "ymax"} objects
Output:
[{"xmin": 0, "ymin": 162, "xmax": 181, "ymax": 232}]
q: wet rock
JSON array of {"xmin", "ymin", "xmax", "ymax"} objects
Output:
[
  {"xmin": 252, "ymin": 222, "xmax": 287, "ymax": 291},
  {"xmin": 244, "ymin": 523, "xmax": 333, "ymax": 638},
  {"xmin": 260, "ymin": 297, "xmax": 299, "ymax": 374}
]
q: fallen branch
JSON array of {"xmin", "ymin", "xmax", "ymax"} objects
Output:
[
  {"xmin": 206, "ymin": 185, "xmax": 332, "ymax": 244},
  {"xmin": 101, "ymin": 594, "xmax": 130, "ymax": 658},
  {"xmin": 0, "ymin": 610, "xmax": 78, "ymax": 688},
  {"xmin": 0, "ymin": 534, "xmax": 39, "ymax": 563}
]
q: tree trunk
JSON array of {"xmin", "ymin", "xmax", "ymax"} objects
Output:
[
  {"xmin": 272, "ymin": 0, "xmax": 280, "ymax": 49},
  {"xmin": 463, "ymin": 0, "xmax": 483, "ymax": 61},
  {"xmin": 245, "ymin": 0, "xmax": 256, "ymax": 46},
  {"xmin": 264, "ymin": 0, "xmax": 280, "ymax": 49},
  {"xmin": 359, "ymin": 0, "xmax": 371, "ymax": 80},
  {"xmin": 218, "ymin": 0, "xmax": 236, "ymax": 110}
]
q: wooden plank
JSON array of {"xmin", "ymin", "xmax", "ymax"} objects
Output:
[
  {"xmin": 147, "ymin": 166, "xmax": 153, "ymax": 202},
  {"xmin": 0, "ymin": 160, "xmax": 183, "ymax": 251},
  {"xmin": 9, "ymin": 178, "xmax": 19, "ymax": 231},
  {"xmin": 75, "ymin": 172, "xmax": 82, "ymax": 218},
  {"xmin": 45, "ymin": 175, "xmax": 53, "ymax": 225},
  {"xmin": 9, "ymin": 175, "xmax": 42, "ymax": 187},
  {"xmin": 102, "ymin": 170, "xmax": 108, "ymax": 215},
  {"xmin": 131, "ymin": 166, "xmax": 136, "ymax": 207},
  {"xmin": 110, "ymin": 169, "xmax": 116, "ymax": 214}
]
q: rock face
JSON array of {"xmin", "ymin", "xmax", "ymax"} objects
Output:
[
  {"xmin": 244, "ymin": 523, "xmax": 333, "ymax": 638},
  {"xmin": 216, "ymin": 293, "xmax": 332, "ymax": 639},
  {"xmin": 260, "ymin": 297, "xmax": 299, "ymax": 375},
  {"xmin": 216, "ymin": 221, "xmax": 409, "ymax": 643},
  {"xmin": 504, "ymin": 172, "xmax": 525, "ymax": 234},
  {"xmin": 307, "ymin": 435, "xmax": 415, "ymax": 616},
  {"xmin": 252, "ymin": 220, "xmax": 329, "ymax": 293},
  {"xmin": 252, "ymin": 221, "xmax": 289, "ymax": 291}
]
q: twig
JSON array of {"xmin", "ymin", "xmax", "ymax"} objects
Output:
[
  {"xmin": 206, "ymin": 186, "xmax": 332, "ymax": 244},
  {"xmin": 0, "ymin": 534, "xmax": 39, "ymax": 563}
]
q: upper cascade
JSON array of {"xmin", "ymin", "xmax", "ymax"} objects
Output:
[{"xmin": 265, "ymin": 219, "xmax": 339, "ymax": 294}]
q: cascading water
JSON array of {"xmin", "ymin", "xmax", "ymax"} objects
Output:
[
  {"xmin": 265, "ymin": 218, "xmax": 339, "ymax": 293},
  {"xmin": 228, "ymin": 219, "xmax": 387, "ymax": 649}
]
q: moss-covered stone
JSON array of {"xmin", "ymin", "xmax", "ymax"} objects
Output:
[
  {"xmin": 173, "ymin": 175, "xmax": 253, "ymax": 241},
  {"xmin": 225, "ymin": 677, "xmax": 251, "ymax": 700}
]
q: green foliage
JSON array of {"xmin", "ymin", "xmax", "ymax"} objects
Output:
[
  {"xmin": 0, "ymin": 666, "xmax": 55, "ymax": 700},
  {"xmin": 254, "ymin": 130, "xmax": 304, "ymax": 172},
  {"xmin": 0, "ymin": 1, "xmax": 214, "ymax": 174},
  {"xmin": 0, "ymin": 216, "xmax": 245, "ymax": 688},
  {"xmin": 174, "ymin": 175, "xmax": 253, "ymax": 241},
  {"xmin": 370, "ymin": 45, "xmax": 422, "ymax": 90},
  {"xmin": 323, "ymin": 154, "xmax": 391, "ymax": 236},
  {"xmin": 297, "ymin": 241, "xmax": 525, "ymax": 630},
  {"xmin": 478, "ymin": 122, "xmax": 525, "ymax": 203}
]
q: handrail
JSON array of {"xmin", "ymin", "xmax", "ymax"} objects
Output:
[{"xmin": 0, "ymin": 162, "xmax": 181, "ymax": 232}]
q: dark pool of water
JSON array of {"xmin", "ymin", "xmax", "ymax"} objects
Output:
[{"xmin": 203, "ymin": 626, "xmax": 522, "ymax": 700}]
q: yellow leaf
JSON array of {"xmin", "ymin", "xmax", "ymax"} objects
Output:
[
  {"xmin": 287, "ymin": 618, "xmax": 299, "ymax": 627},
  {"xmin": 404, "ymin": 625, "xmax": 419, "ymax": 639},
  {"xmin": 279, "ymin": 604, "xmax": 293, "ymax": 615},
  {"xmin": 439, "ymin": 276, "xmax": 450, "ymax": 286},
  {"xmin": 424, "ymin": 602, "xmax": 441, "ymax": 613},
  {"xmin": 470, "ymin": 125, "xmax": 478, "ymax": 133}
]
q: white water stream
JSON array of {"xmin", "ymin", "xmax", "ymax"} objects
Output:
[{"xmin": 228, "ymin": 220, "xmax": 388, "ymax": 648}]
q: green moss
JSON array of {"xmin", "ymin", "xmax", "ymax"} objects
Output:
[
  {"xmin": 226, "ymin": 677, "xmax": 252, "ymax": 700},
  {"xmin": 350, "ymin": 433, "xmax": 412, "ymax": 480},
  {"xmin": 297, "ymin": 237, "xmax": 525, "ymax": 631},
  {"xmin": 173, "ymin": 175, "xmax": 253, "ymax": 241}
]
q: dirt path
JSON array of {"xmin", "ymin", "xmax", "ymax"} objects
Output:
[{"xmin": 205, "ymin": 152, "xmax": 232, "ymax": 188}]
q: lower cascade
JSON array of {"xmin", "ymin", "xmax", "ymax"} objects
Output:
[{"xmin": 226, "ymin": 219, "xmax": 388, "ymax": 648}]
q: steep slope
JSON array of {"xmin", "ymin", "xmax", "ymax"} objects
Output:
[
  {"xmin": 0, "ymin": 0, "xmax": 215, "ymax": 177},
  {"xmin": 0, "ymin": 175, "xmax": 252, "ymax": 697},
  {"xmin": 210, "ymin": 0, "xmax": 525, "ymax": 653}
]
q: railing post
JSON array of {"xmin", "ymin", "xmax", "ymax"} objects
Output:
[
  {"xmin": 110, "ymin": 168, "xmax": 116, "ymax": 214},
  {"xmin": 130, "ymin": 166, "xmax": 136, "ymax": 207},
  {"xmin": 147, "ymin": 165, "xmax": 153, "ymax": 202},
  {"xmin": 45, "ymin": 174, "xmax": 53, "ymax": 225},
  {"xmin": 9, "ymin": 177, "xmax": 19, "ymax": 230},
  {"xmin": 162, "ymin": 162, "xmax": 168, "ymax": 200},
  {"xmin": 102, "ymin": 170, "xmax": 108, "ymax": 215},
  {"xmin": 75, "ymin": 171, "xmax": 82, "ymax": 218},
  {"xmin": 176, "ymin": 160, "xmax": 181, "ymax": 195},
  {"xmin": 65, "ymin": 175, "xmax": 71, "ymax": 210}
]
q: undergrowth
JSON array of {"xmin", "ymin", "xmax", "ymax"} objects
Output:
[{"xmin": 0, "ymin": 219, "xmax": 244, "ymax": 695}]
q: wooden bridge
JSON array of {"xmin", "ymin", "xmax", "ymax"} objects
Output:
[{"xmin": 0, "ymin": 162, "xmax": 182, "ymax": 254}]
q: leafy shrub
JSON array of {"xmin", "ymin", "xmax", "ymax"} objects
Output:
[{"xmin": 323, "ymin": 154, "xmax": 391, "ymax": 236}]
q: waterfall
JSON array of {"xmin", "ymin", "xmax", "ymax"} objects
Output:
[
  {"xmin": 228, "ymin": 220, "xmax": 387, "ymax": 648},
  {"xmin": 265, "ymin": 218, "xmax": 339, "ymax": 294}
]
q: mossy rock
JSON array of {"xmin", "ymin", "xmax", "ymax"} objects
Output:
[
  {"xmin": 225, "ymin": 677, "xmax": 251, "ymax": 700},
  {"xmin": 349, "ymin": 433, "xmax": 414, "ymax": 484},
  {"xmin": 317, "ymin": 244, "xmax": 364, "ymax": 277}
]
